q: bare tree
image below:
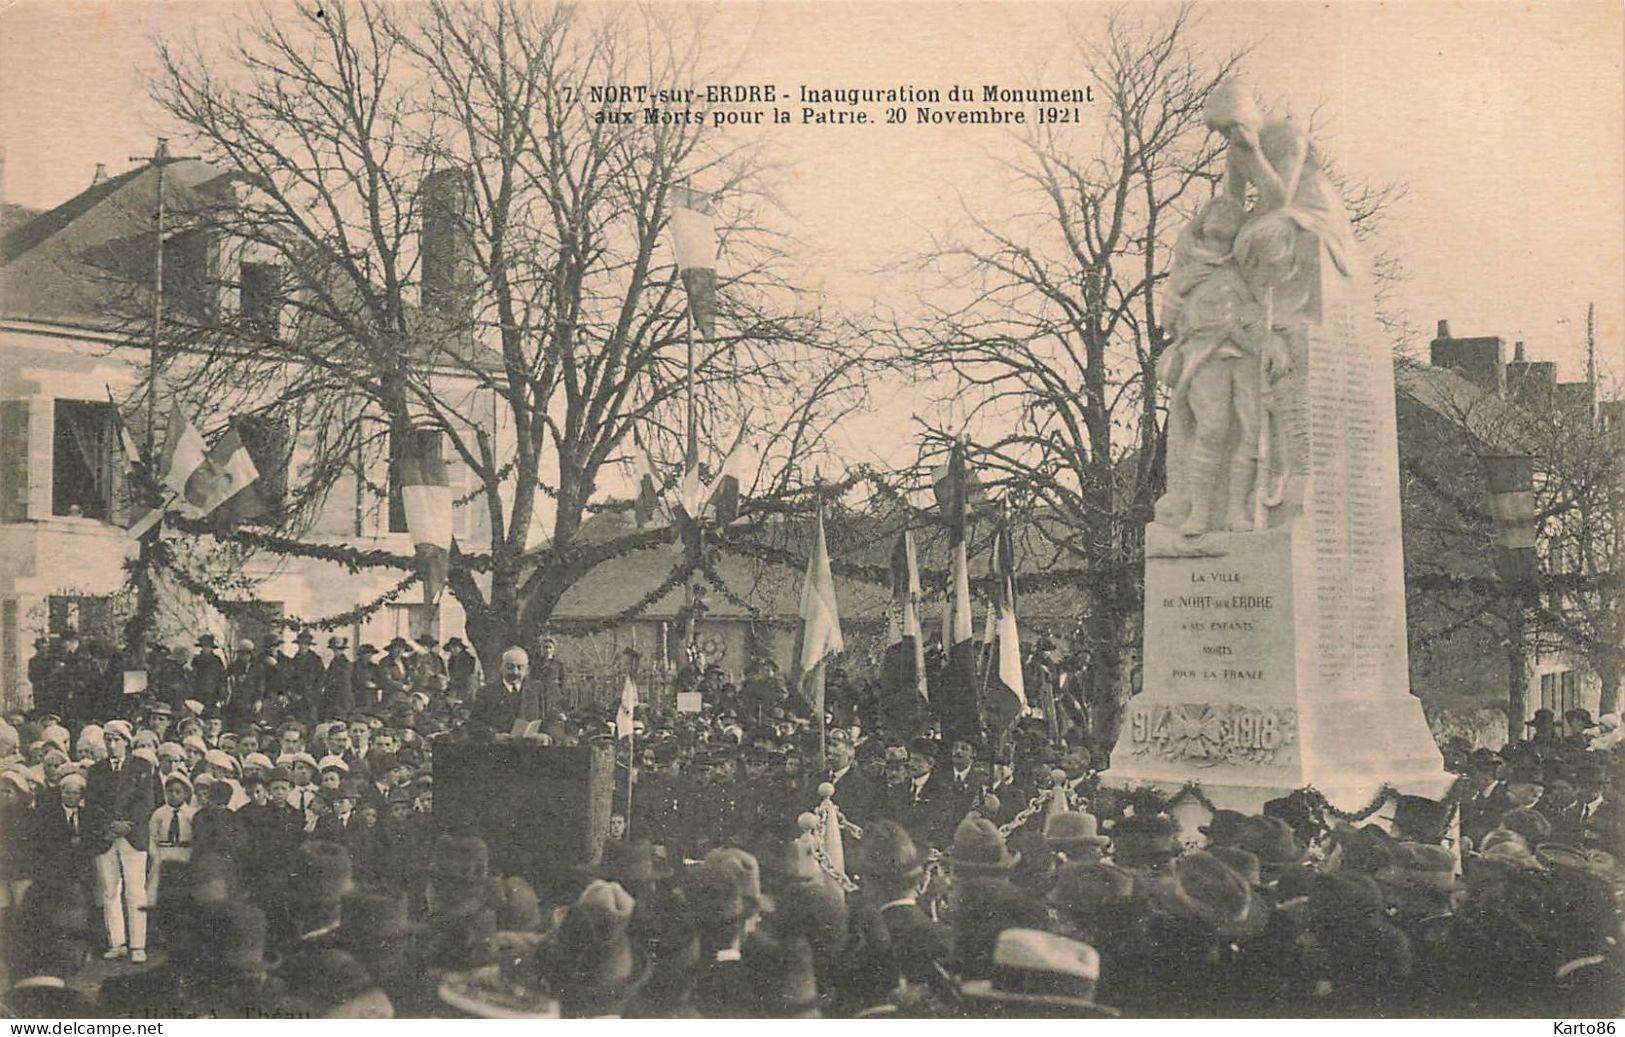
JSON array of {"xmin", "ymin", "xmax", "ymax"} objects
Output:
[
  {"xmin": 1399, "ymin": 361, "xmax": 1623, "ymax": 736},
  {"xmin": 904, "ymin": 6, "xmax": 1243, "ymax": 745},
  {"xmin": 133, "ymin": 0, "xmax": 870, "ymax": 665}
]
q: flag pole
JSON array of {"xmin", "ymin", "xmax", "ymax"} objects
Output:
[
  {"xmin": 815, "ymin": 490, "xmax": 827, "ymax": 773},
  {"xmin": 626, "ymin": 722, "xmax": 635, "ymax": 838}
]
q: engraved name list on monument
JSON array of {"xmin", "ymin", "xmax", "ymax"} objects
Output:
[{"xmin": 1301, "ymin": 293, "xmax": 1407, "ymax": 696}]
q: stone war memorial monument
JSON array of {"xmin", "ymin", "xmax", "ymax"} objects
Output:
[{"xmin": 1103, "ymin": 81, "xmax": 1453, "ymax": 815}]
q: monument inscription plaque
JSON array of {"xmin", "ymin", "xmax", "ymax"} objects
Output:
[{"xmin": 1103, "ymin": 81, "xmax": 1451, "ymax": 813}]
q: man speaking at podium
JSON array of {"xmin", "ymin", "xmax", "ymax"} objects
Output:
[{"xmin": 472, "ymin": 646, "xmax": 550, "ymax": 734}]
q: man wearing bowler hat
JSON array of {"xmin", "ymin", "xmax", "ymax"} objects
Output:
[
  {"xmin": 444, "ymin": 638, "xmax": 478, "ymax": 702},
  {"xmin": 323, "ymin": 636, "xmax": 355, "ymax": 718},
  {"xmin": 411, "ymin": 634, "xmax": 448, "ymax": 696},
  {"xmin": 190, "ymin": 634, "xmax": 227, "ymax": 713},
  {"xmin": 352, "ymin": 644, "xmax": 382, "ymax": 709},
  {"xmin": 285, "ymin": 630, "xmax": 326, "ymax": 724}
]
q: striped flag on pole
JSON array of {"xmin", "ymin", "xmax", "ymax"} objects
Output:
[
  {"xmin": 616, "ymin": 673, "xmax": 639, "ymax": 740},
  {"xmin": 670, "ymin": 185, "xmax": 718, "ymax": 338},
  {"xmin": 704, "ymin": 420, "xmax": 751, "ymax": 527},
  {"xmin": 882, "ymin": 530, "xmax": 929, "ymax": 734},
  {"xmin": 933, "ymin": 439, "xmax": 979, "ymax": 744},
  {"xmin": 792, "ymin": 507, "xmax": 844, "ymax": 717},
  {"xmin": 627, "ymin": 429, "xmax": 669, "ymax": 530},
  {"xmin": 159, "ymin": 404, "xmax": 207, "ymax": 502},
  {"xmin": 987, "ymin": 516, "xmax": 1027, "ymax": 734},
  {"xmin": 398, "ymin": 429, "xmax": 452, "ymax": 604},
  {"xmin": 160, "ymin": 405, "xmax": 259, "ymax": 519},
  {"xmin": 1482, "ymin": 454, "xmax": 1537, "ymax": 585}
]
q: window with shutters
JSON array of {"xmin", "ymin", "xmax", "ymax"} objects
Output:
[
  {"xmin": 1540, "ymin": 672, "xmax": 1557, "ymax": 712},
  {"xmin": 0, "ymin": 400, "xmax": 31, "ymax": 523},
  {"xmin": 51, "ymin": 400, "xmax": 122, "ymax": 521},
  {"xmin": 163, "ymin": 229, "xmax": 219, "ymax": 323}
]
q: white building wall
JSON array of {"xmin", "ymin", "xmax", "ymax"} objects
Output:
[{"xmin": 0, "ymin": 322, "xmax": 507, "ymax": 709}]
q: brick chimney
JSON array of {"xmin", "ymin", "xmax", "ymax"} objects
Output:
[
  {"xmin": 90, "ymin": 163, "xmax": 108, "ymax": 187},
  {"xmin": 1429, "ymin": 318, "xmax": 1505, "ymax": 394},
  {"xmin": 420, "ymin": 167, "xmax": 475, "ymax": 318},
  {"xmin": 1506, "ymin": 340, "xmax": 1557, "ymax": 411}
]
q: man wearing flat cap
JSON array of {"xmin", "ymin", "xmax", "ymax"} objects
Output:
[{"xmin": 85, "ymin": 719, "xmax": 155, "ymax": 962}]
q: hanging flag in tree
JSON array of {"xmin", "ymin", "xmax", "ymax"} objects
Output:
[
  {"xmin": 627, "ymin": 429, "xmax": 669, "ymax": 530},
  {"xmin": 987, "ymin": 515, "xmax": 1027, "ymax": 735},
  {"xmin": 704, "ymin": 420, "xmax": 751, "ymax": 527},
  {"xmin": 935, "ymin": 439, "xmax": 980, "ymax": 745},
  {"xmin": 159, "ymin": 403, "xmax": 207, "ymax": 501},
  {"xmin": 397, "ymin": 428, "xmax": 452, "ymax": 604},
  {"xmin": 882, "ymin": 529, "xmax": 929, "ymax": 735},
  {"xmin": 104, "ymin": 387, "xmax": 144, "ymax": 474},
  {"xmin": 792, "ymin": 508, "xmax": 844, "ymax": 717},
  {"xmin": 160, "ymin": 404, "xmax": 260, "ymax": 519},
  {"xmin": 1482, "ymin": 454, "xmax": 1538, "ymax": 585},
  {"xmin": 616, "ymin": 673, "xmax": 639, "ymax": 740},
  {"xmin": 670, "ymin": 185, "xmax": 718, "ymax": 338}
]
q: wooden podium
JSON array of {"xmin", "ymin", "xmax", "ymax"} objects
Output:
[{"xmin": 433, "ymin": 741, "xmax": 615, "ymax": 892}]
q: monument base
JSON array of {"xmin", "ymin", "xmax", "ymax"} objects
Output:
[{"xmin": 1100, "ymin": 522, "xmax": 1452, "ymax": 816}]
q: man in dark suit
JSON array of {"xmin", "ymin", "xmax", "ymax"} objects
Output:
[
  {"xmin": 351, "ymin": 644, "xmax": 382, "ymax": 709},
  {"xmin": 472, "ymin": 646, "xmax": 547, "ymax": 733},
  {"xmin": 825, "ymin": 728, "xmax": 878, "ymax": 822},
  {"xmin": 85, "ymin": 720, "xmax": 156, "ymax": 962},
  {"xmin": 322, "ymin": 637, "xmax": 355, "ymax": 719},
  {"xmin": 190, "ymin": 634, "xmax": 228, "ymax": 712},
  {"xmin": 896, "ymin": 737, "xmax": 956, "ymax": 851},
  {"xmin": 533, "ymin": 636, "xmax": 567, "ymax": 710},
  {"xmin": 29, "ymin": 771, "xmax": 96, "ymax": 888},
  {"xmin": 1, "ymin": 878, "xmax": 99, "ymax": 1017},
  {"xmin": 860, "ymin": 820, "xmax": 952, "ymax": 987},
  {"xmin": 379, "ymin": 638, "xmax": 413, "ymax": 701},
  {"xmin": 284, "ymin": 630, "xmax": 326, "ymax": 724}
]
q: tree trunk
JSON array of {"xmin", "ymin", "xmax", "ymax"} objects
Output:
[
  {"xmin": 1598, "ymin": 658, "xmax": 1620, "ymax": 717},
  {"xmin": 1504, "ymin": 601, "xmax": 1530, "ymax": 745}
]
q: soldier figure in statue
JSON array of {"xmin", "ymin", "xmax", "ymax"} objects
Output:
[
  {"xmin": 1155, "ymin": 194, "xmax": 1288, "ymax": 535},
  {"xmin": 1156, "ymin": 79, "xmax": 1359, "ymax": 537}
]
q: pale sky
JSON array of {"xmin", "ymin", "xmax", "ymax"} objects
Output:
[{"xmin": 3, "ymin": 0, "xmax": 1622, "ymax": 479}]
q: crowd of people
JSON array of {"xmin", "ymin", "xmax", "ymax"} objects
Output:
[{"xmin": 0, "ymin": 626, "xmax": 1622, "ymax": 1018}]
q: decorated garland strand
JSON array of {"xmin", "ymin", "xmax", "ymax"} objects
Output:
[
  {"xmin": 162, "ymin": 558, "xmax": 423, "ymax": 632},
  {"xmin": 166, "ymin": 515, "xmax": 489, "ymax": 573},
  {"xmin": 1168, "ymin": 775, "xmax": 1470, "ymax": 825}
]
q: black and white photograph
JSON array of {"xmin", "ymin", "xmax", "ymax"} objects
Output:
[{"xmin": 0, "ymin": 0, "xmax": 1621, "ymax": 1021}]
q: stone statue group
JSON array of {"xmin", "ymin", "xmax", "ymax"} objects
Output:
[{"xmin": 1156, "ymin": 81, "xmax": 1360, "ymax": 537}]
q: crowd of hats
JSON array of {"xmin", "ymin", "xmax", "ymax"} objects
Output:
[{"xmin": 1, "ymin": 632, "xmax": 1623, "ymax": 1017}]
